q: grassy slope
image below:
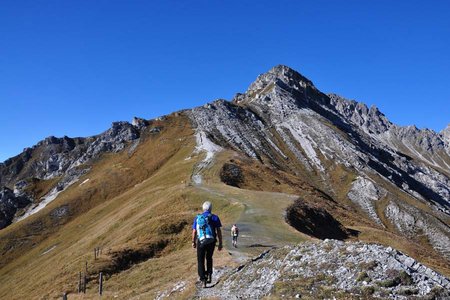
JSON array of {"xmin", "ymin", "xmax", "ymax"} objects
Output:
[
  {"xmin": 0, "ymin": 114, "xmax": 298, "ymax": 299},
  {"xmin": 195, "ymin": 151, "xmax": 310, "ymax": 257},
  {"xmin": 0, "ymin": 114, "xmax": 209, "ymax": 299},
  {"xmin": 0, "ymin": 111, "xmax": 312, "ymax": 299},
  {"xmin": 1, "ymin": 112, "xmax": 449, "ymax": 299}
]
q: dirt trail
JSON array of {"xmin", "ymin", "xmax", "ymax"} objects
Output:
[
  {"xmin": 191, "ymin": 183, "xmax": 307, "ymax": 298},
  {"xmin": 196, "ymin": 184, "xmax": 306, "ymax": 255},
  {"xmin": 189, "ymin": 148, "xmax": 308, "ymax": 297}
]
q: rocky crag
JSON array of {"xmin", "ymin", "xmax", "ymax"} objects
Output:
[
  {"xmin": 195, "ymin": 240, "xmax": 450, "ymax": 299},
  {"xmin": 0, "ymin": 187, "xmax": 31, "ymax": 229},
  {"xmin": 0, "ymin": 118, "xmax": 149, "ymax": 228}
]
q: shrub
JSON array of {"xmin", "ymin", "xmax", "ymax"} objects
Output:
[
  {"xmin": 356, "ymin": 271, "xmax": 371, "ymax": 282},
  {"xmin": 361, "ymin": 285, "xmax": 375, "ymax": 296}
]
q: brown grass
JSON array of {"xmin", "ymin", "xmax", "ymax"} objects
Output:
[
  {"xmin": 24, "ymin": 177, "xmax": 61, "ymax": 199},
  {"xmin": 0, "ymin": 112, "xmax": 449, "ymax": 300},
  {"xmin": 0, "ymin": 114, "xmax": 206, "ymax": 299}
]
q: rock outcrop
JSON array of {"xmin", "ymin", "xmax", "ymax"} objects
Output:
[
  {"xmin": 0, "ymin": 121, "xmax": 144, "ymax": 228},
  {"xmin": 197, "ymin": 240, "xmax": 450, "ymax": 299},
  {"xmin": 442, "ymin": 124, "xmax": 450, "ymax": 146},
  {"xmin": 0, "ymin": 187, "xmax": 31, "ymax": 229}
]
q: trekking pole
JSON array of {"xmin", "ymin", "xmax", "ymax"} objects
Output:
[
  {"xmin": 62, "ymin": 292, "xmax": 67, "ymax": 300},
  {"xmin": 99, "ymin": 272, "xmax": 103, "ymax": 296}
]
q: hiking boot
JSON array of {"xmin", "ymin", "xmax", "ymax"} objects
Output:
[{"xmin": 206, "ymin": 274, "xmax": 212, "ymax": 283}]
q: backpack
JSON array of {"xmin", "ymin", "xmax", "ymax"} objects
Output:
[
  {"xmin": 196, "ymin": 213, "xmax": 215, "ymax": 246},
  {"xmin": 232, "ymin": 226, "xmax": 239, "ymax": 237}
]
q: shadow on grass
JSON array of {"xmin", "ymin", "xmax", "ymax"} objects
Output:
[{"xmin": 286, "ymin": 198, "xmax": 360, "ymax": 240}]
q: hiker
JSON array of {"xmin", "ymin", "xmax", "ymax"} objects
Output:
[
  {"xmin": 231, "ymin": 224, "xmax": 239, "ymax": 248},
  {"xmin": 192, "ymin": 201, "xmax": 223, "ymax": 288}
]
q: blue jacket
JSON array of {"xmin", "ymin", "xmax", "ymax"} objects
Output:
[{"xmin": 192, "ymin": 211, "xmax": 222, "ymax": 238}]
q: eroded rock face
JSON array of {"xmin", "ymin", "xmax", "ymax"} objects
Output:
[
  {"xmin": 385, "ymin": 201, "xmax": 450, "ymax": 260},
  {"xmin": 0, "ymin": 187, "xmax": 31, "ymax": 229},
  {"xmin": 199, "ymin": 240, "xmax": 450, "ymax": 299},
  {"xmin": 329, "ymin": 93, "xmax": 393, "ymax": 135},
  {"xmin": 0, "ymin": 120, "xmax": 144, "ymax": 228},
  {"xmin": 189, "ymin": 66, "xmax": 450, "ymax": 213},
  {"xmin": 188, "ymin": 65, "xmax": 450, "ymax": 259},
  {"xmin": 0, "ymin": 121, "xmax": 140, "ymax": 187},
  {"xmin": 331, "ymin": 93, "xmax": 450, "ymax": 172},
  {"xmin": 348, "ymin": 176, "xmax": 386, "ymax": 225}
]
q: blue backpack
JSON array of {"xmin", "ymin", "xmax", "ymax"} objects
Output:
[{"xmin": 196, "ymin": 213, "xmax": 215, "ymax": 246}]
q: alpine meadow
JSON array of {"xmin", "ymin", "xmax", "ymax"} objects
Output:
[{"xmin": 1, "ymin": 65, "xmax": 450, "ymax": 299}]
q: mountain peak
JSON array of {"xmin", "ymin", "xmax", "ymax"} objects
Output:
[
  {"xmin": 269, "ymin": 64, "xmax": 313, "ymax": 81},
  {"xmin": 234, "ymin": 65, "xmax": 317, "ymax": 105},
  {"xmin": 249, "ymin": 64, "xmax": 316, "ymax": 92}
]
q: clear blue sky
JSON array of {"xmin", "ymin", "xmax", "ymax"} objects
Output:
[{"xmin": 1, "ymin": 0, "xmax": 449, "ymax": 162}]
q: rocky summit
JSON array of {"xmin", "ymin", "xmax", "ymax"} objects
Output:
[
  {"xmin": 188, "ymin": 65, "xmax": 450, "ymax": 260},
  {"xmin": 1, "ymin": 65, "xmax": 449, "ymax": 299}
]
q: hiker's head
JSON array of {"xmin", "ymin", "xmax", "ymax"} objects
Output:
[{"xmin": 202, "ymin": 201, "xmax": 212, "ymax": 212}]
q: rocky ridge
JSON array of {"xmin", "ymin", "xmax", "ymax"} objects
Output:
[
  {"xmin": 330, "ymin": 93, "xmax": 450, "ymax": 173},
  {"xmin": 0, "ymin": 118, "xmax": 148, "ymax": 229},
  {"xmin": 187, "ymin": 65, "xmax": 450, "ymax": 260},
  {"xmin": 196, "ymin": 240, "xmax": 450, "ymax": 299}
]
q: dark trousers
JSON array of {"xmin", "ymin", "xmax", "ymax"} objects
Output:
[{"xmin": 197, "ymin": 242, "xmax": 215, "ymax": 280}]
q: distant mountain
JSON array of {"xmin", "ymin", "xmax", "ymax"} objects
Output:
[
  {"xmin": 1, "ymin": 65, "xmax": 449, "ymax": 299},
  {"xmin": 0, "ymin": 120, "xmax": 145, "ymax": 228}
]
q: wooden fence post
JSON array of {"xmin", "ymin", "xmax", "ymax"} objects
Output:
[
  {"xmin": 83, "ymin": 273, "xmax": 87, "ymax": 293},
  {"xmin": 99, "ymin": 272, "xmax": 103, "ymax": 296},
  {"xmin": 78, "ymin": 271, "xmax": 81, "ymax": 293}
]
